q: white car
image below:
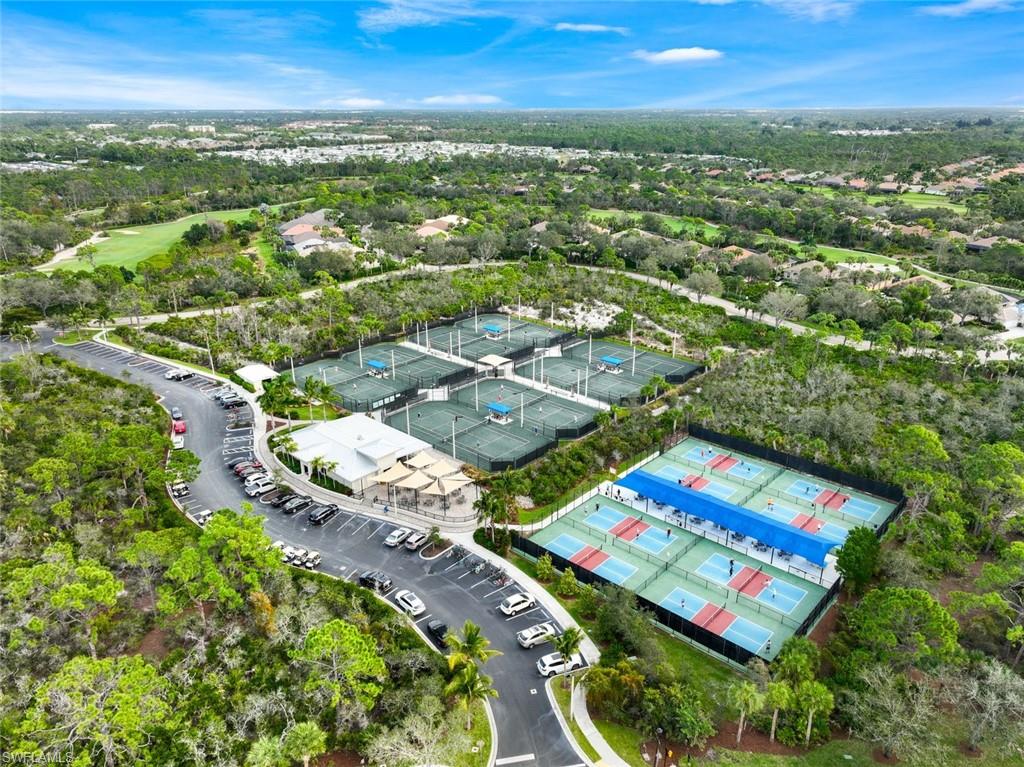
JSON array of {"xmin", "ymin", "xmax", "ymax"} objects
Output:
[
  {"xmin": 270, "ymin": 540, "xmax": 286, "ymax": 552},
  {"xmin": 194, "ymin": 509, "xmax": 214, "ymax": 527},
  {"xmin": 517, "ymin": 622, "xmax": 557, "ymax": 649},
  {"xmin": 164, "ymin": 368, "xmax": 193, "ymax": 381},
  {"xmin": 243, "ymin": 472, "xmax": 270, "ymax": 487},
  {"xmin": 280, "ymin": 545, "xmax": 296, "ymax": 563},
  {"xmin": 393, "ymin": 589, "xmax": 426, "ymax": 617},
  {"xmin": 288, "ymin": 548, "xmax": 308, "ymax": 565},
  {"xmin": 171, "ymin": 434, "xmax": 185, "ymax": 450},
  {"xmin": 246, "ymin": 479, "xmax": 276, "ymax": 497},
  {"xmin": 536, "ymin": 652, "xmax": 584, "ymax": 677},
  {"xmin": 499, "ymin": 592, "xmax": 536, "ymax": 616},
  {"xmin": 404, "ymin": 532, "xmax": 428, "ymax": 551},
  {"xmin": 384, "ymin": 527, "xmax": 413, "ymax": 547},
  {"xmin": 303, "ymin": 551, "xmax": 322, "ymax": 569}
]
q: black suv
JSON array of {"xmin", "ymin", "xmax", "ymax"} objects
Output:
[
  {"xmin": 222, "ymin": 398, "xmax": 246, "ymax": 410},
  {"xmin": 270, "ymin": 493, "xmax": 298, "ymax": 508},
  {"xmin": 426, "ymin": 619, "xmax": 448, "ymax": 647},
  {"xmin": 281, "ymin": 495, "xmax": 312, "ymax": 514},
  {"xmin": 308, "ymin": 504, "xmax": 341, "ymax": 526},
  {"xmin": 358, "ymin": 570, "xmax": 393, "ymax": 592}
]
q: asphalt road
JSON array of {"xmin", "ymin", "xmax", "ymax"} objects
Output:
[{"xmin": 5, "ymin": 332, "xmax": 586, "ymax": 767}]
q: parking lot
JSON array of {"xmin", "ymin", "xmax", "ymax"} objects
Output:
[{"xmin": 35, "ymin": 334, "xmax": 586, "ymax": 767}]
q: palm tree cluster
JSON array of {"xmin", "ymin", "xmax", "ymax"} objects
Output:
[{"xmin": 443, "ymin": 620, "xmax": 501, "ymax": 731}]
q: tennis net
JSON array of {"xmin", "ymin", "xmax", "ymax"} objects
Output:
[
  {"xmin": 618, "ymin": 517, "xmax": 645, "ymax": 538},
  {"xmin": 577, "ymin": 548, "xmax": 603, "ymax": 568},
  {"xmin": 737, "ymin": 566, "xmax": 762, "ymax": 593},
  {"xmin": 441, "ymin": 417, "xmax": 490, "ymax": 444},
  {"xmin": 700, "ymin": 603, "xmax": 727, "ymax": 628}
]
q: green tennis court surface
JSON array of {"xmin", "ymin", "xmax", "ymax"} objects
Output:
[
  {"xmin": 340, "ymin": 342, "xmax": 470, "ymax": 387},
  {"xmin": 563, "ymin": 338, "xmax": 700, "ymax": 381},
  {"xmin": 385, "ymin": 400, "xmax": 553, "ymax": 471},
  {"xmin": 413, "ymin": 313, "xmax": 566, "ymax": 361},
  {"xmin": 449, "ymin": 377, "xmax": 597, "ymax": 437}
]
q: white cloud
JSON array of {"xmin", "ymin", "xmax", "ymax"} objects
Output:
[
  {"xmin": 631, "ymin": 47, "xmax": 724, "ymax": 64},
  {"xmin": 358, "ymin": 1, "xmax": 496, "ymax": 33},
  {"xmin": 420, "ymin": 93, "xmax": 502, "ymax": 105},
  {"xmin": 921, "ymin": 0, "xmax": 1017, "ymax": 17},
  {"xmin": 190, "ymin": 8, "xmax": 328, "ymax": 39},
  {"xmin": 324, "ymin": 97, "xmax": 387, "ymax": 108},
  {"xmin": 761, "ymin": 0, "xmax": 859, "ymax": 21},
  {"xmin": 553, "ymin": 22, "xmax": 630, "ymax": 35}
]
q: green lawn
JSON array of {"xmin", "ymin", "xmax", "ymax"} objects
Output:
[
  {"xmin": 53, "ymin": 328, "xmax": 100, "ymax": 345},
  {"xmin": 786, "ymin": 185, "xmax": 968, "ymax": 214},
  {"xmin": 588, "ymin": 209, "xmax": 720, "ymax": 239},
  {"xmin": 811, "ymin": 245, "xmax": 900, "ymax": 265},
  {"xmin": 551, "ymin": 681, "xmax": 602, "ymax": 763},
  {"xmin": 452, "ymin": 700, "xmax": 493, "ymax": 767},
  {"xmin": 45, "ymin": 201, "xmax": 299, "ymax": 273}
]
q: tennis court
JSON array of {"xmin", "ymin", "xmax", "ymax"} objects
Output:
[
  {"xmin": 563, "ymin": 338, "xmax": 700, "ymax": 382},
  {"xmin": 416, "ymin": 313, "xmax": 565, "ymax": 362},
  {"xmin": 385, "ymin": 400, "xmax": 552, "ymax": 471},
  {"xmin": 580, "ymin": 503, "xmax": 675, "ymax": 555},
  {"xmin": 665, "ymin": 436, "xmax": 895, "ymax": 530},
  {"xmin": 694, "ymin": 552, "xmax": 808, "ymax": 615},
  {"xmin": 541, "ymin": 533, "xmax": 640, "ymax": 585},
  {"xmin": 652, "ymin": 585, "xmax": 774, "ymax": 656},
  {"xmin": 340, "ymin": 342, "xmax": 470, "ymax": 388},
  {"xmin": 517, "ymin": 355, "xmax": 651, "ymax": 405},
  {"xmin": 450, "ymin": 377, "xmax": 597, "ymax": 436},
  {"xmin": 292, "ymin": 358, "xmax": 409, "ymax": 411},
  {"xmin": 649, "ymin": 459, "xmax": 744, "ymax": 502}
]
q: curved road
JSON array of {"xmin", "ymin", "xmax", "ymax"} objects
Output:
[{"xmin": 5, "ymin": 331, "xmax": 589, "ymax": 767}]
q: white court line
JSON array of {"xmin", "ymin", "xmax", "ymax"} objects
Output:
[
  {"xmin": 350, "ymin": 519, "xmax": 369, "ymax": 536},
  {"xmin": 469, "ymin": 578, "xmax": 491, "ymax": 589},
  {"xmin": 367, "ymin": 522, "xmax": 385, "ymax": 538}
]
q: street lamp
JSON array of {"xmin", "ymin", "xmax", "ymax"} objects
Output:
[{"xmin": 655, "ymin": 726, "xmax": 664, "ymax": 766}]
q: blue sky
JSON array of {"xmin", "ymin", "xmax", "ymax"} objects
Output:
[{"xmin": 2, "ymin": 1, "xmax": 1023, "ymax": 109}]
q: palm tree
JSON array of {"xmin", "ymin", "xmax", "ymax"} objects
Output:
[
  {"xmin": 245, "ymin": 736, "xmax": 285, "ymax": 767},
  {"xmin": 444, "ymin": 661, "xmax": 499, "ymax": 731},
  {"xmin": 473, "ymin": 491, "xmax": 505, "ymax": 543},
  {"xmin": 552, "ymin": 626, "xmax": 585, "ymax": 699},
  {"xmin": 729, "ymin": 680, "xmax": 765, "ymax": 746},
  {"xmin": 764, "ymin": 681, "xmax": 793, "ymax": 743},
  {"xmin": 795, "ymin": 680, "xmax": 834, "ymax": 747},
  {"xmin": 445, "ymin": 620, "xmax": 502, "ymax": 671},
  {"xmin": 302, "ymin": 376, "xmax": 321, "ymax": 421},
  {"xmin": 282, "ymin": 721, "xmax": 326, "ymax": 767},
  {"xmin": 312, "ymin": 378, "xmax": 335, "ymax": 421}
]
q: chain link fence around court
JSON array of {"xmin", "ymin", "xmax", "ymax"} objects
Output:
[
  {"xmin": 385, "ymin": 399, "xmax": 559, "ymax": 472},
  {"xmin": 448, "ymin": 378, "xmax": 599, "ymax": 441}
]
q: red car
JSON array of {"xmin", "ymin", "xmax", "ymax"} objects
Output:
[{"xmin": 172, "ymin": 420, "xmax": 187, "ymax": 434}]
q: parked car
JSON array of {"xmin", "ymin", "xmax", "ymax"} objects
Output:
[
  {"xmin": 303, "ymin": 551, "xmax": 322, "ymax": 569},
  {"xmin": 170, "ymin": 407, "xmax": 183, "ymax": 421},
  {"xmin": 271, "ymin": 493, "xmax": 298, "ymax": 508},
  {"xmin": 281, "ymin": 495, "xmax": 312, "ymax": 514},
  {"xmin": 517, "ymin": 622, "xmax": 557, "ymax": 649},
  {"xmin": 384, "ymin": 527, "xmax": 412, "ymax": 547},
  {"xmin": 270, "ymin": 540, "xmax": 286, "ymax": 553},
  {"xmin": 170, "ymin": 482, "xmax": 190, "ymax": 499},
  {"xmin": 233, "ymin": 461, "xmax": 262, "ymax": 475},
  {"xmin": 164, "ymin": 368, "xmax": 194, "ymax": 381},
  {"xmin": 212, "ymin": 388, "xmax": 236, "ymax": 401},
  {"xmin": 194, "ymin": 509, "xmax": 214, "ymax": 527},
  {"xmin": 309, "ymin": 505, "xmax": 341, "ymax": 526},
  {"xmin": 172, "ymin": 420, "xmax": 187, "ymax": 434},
  {"xmin": 243, "ymin": 472, "xmax": 270, "ymax": 486},
  {"xmin": 404, "ymin": 532, "xmax": 428, "ymax": 551},
  {"xmin": 280, "ymin": 545, "xmax": 296, "ymax": 564},
  {"xmin": 222, "ymin": 399, "xmax": 247, "ymax": 410},
  {"xmin": 499, "ymin": 592, "xmax": 536, "ymax": 616},
  {"xmin": 358, "ymin": 570, "xmax": 393, "ymax": 592},
  {"xmin": 536, "ymin": 652, "xmax": 584, "ymax": 677},
  {"xmin": 426, "ymin": 619, "xmax": 448, "ymax": 647},
  {"xmin": 171, "ymin": 435, "xmax": 185, "ymax": 450},
  {"xmin": 393, "ymin": 589, "xmax": 426, "ymax": 617},
  {"xmin": 237, "ymin": 467, "xmax": 263, "ymax": 480},
  {"xmin": 246, "ymin": 479, "xmax": 276, "ymax": 497},
  {"xmin": 226, "ymin": 456, "xmax": 252, "ymax": 469}
]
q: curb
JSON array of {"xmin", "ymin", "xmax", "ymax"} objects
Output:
[{"xmin": 545, "ymin": 677, "xmax": 596, "ymax": 767}]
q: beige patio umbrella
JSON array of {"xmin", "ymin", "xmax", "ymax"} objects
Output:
[
  {"xmin": 420, "ymin": 479, "xmax": 446, "ymax": 496},
  {"xmin": 404, "ymin": 451, "xmax": 436, "ymax": 469},
  {"xmin": 442, "ymin": 470, "xmax": 472, "ymax": 484},
  {"xmin": 372, "ymin": 463, "xmax": 413, "ymax": 484},
  {"xmin": 395, "ymin": 469, "xmax": 434, "ymax": 490},
  {"xmin": 439, "ymin": 476, "xmax": 473, "ymax": 495},
  {"xmin": 424, "ymin": 458, "xmax": 460, "ymax": 478}
]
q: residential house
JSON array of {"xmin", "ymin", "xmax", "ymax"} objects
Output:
[
  {"xmin": 847, "ymin": 178, "xmax": 869, "ymax": 190},
  {"xmin": 875, "ymin": 181, "xmax": 901, "ymax": 194},
  {"xmin": 967, "ymin": 236, "xmax": 1021, "ymax": 252},
  {"xmin": 816, "ymin": 176, "xmax": 845, "ymax": 188}
]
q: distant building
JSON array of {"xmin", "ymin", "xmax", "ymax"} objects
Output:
[
  {"xmin": 148, "ymin": 122, "xmax": 178, "ymax": 130},
  {"xmin": 186, "ymin": 125, "xmax": 216, "ymax": 134},
  {"xmin": 816, "ymin": 176, "xmax": 845, "ymax": 188},
  {"xmin": 875, "ymin": 181, "xmax": 901, "ymax": 194},
  {"xmin": 278, "ymin": 208, "xmax": 332, "ymax": 233},
  {"xmin": 847, "ymin": 178, "xmax": 869, "ymax": 190},
  {"xmin": 86, "ymin": 123, "xmax": 117, "ymax": 130},
  {"xmin": 967, "ymin": 236, "xmax": 1021, "ymax": 252}
]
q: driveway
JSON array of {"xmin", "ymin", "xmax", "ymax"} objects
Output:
[{"xmin": 11, "ymin": 332, "xmax": 587, "ymax": 767}]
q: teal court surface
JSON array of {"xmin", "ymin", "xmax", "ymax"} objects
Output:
[
  {"xmin": 449, "ymin": 377, "xmax": 598, "ymax": 439},
  {"xmin": 292, "ymin": 357, "xmax": 409, "ymax": 411},
  {"xmin": 529, "ymin": 495, "xmax": 827, "ymax": 658},
  {"xmin": 563, "ymin": 338, "xmax": 700, "ymax": 381},
  {"xmin": 649, "ymin": 435, "xmax": 897, "ymax": 536},
  {"xmin": 415, "ymin": 313, "xmax": 567, "ymax": 362},
  {"xmin": 385, "ymin": 400, "xmax": 552, "ymax": 471},
  {"xmin": 339, "ymin": 342, "xmax": 470, "ymax": 389}
]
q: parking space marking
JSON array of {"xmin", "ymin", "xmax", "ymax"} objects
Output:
[
  {"xmin": 350, "ymin": 518, "xmax": 370, "ymax": 536},
  {"xmin": 334, "ymin": 513, "xmax": 355, "ymax": 529},
  {"xmin": 469, "ymin": 578, "xmax": 491, "ymax": 590},
  {"xmin": 367, "ymin": 522, "xmax": 386, "ymax": 538},
  {"xmin": 414, "ymin": 614, "xmax": 433, "ymax": 624},
  {"xmin": 483, "ymin": 586, "xmax": 512, "ymax": 599},
  {"xmin": 505, "ymin": 606, "xmax": 543, "ymax": 622},
  {"xmin": 443, "ymin": 561, "xmax": 462, "ymax": 573},
  {"xmin": 457, "ymin": 570, "xmax": 474, "ymax": 580},
  {"xmin": 495, "ymin": 754, "xmax": 535, "ymax": 765},
  {"xmin": 223, "ymin": 436, "xmax": 251, "ymax": 444},
  {"xmin": 223, "ymin": 447, "xmax": 253, "ymax": 455}
]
